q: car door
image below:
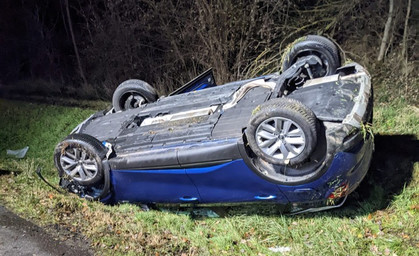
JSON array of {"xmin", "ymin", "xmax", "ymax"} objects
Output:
[
  {"xmin": 186, "ymin": 160, "xmax": 288, "ymax": 204},
  {"xmin": 110, "ymin": 167, "xmax": 201, "ymax": 204}
]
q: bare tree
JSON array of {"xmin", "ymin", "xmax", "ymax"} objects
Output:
[
  {"xmin": 378, "ymin": 0, "xmax": 394, "ymax": 61},
  {"xmin": 64, "ymin": 0, "xmax": 87, "ymax": 85},
  {"xmin": 402, "ymin": 0, "xmax": 411, "ymax": 60}
]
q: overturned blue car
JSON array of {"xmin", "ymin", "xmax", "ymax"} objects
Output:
[{"xmin": 54, "ymin": 35, "xmax": 373, "ymax": 213}]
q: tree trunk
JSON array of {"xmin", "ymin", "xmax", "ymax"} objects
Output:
[
  {"xmin": 377, "ymin": 0, "xmax": 394, "ymax": 61},
  {"xmin": 64, "ymin": 0, "xmax": 87, "ymax": 85},
  {"xmin": 402, "ymin": 0, "xmax": 411, "ymax": 60}
]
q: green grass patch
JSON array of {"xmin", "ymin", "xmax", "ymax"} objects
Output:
[
  {"xmin": 0, "ymin": 98, "xmax": 418, "ymax": 255},
  {"xmin": 373, "ymin": 99, "xmax": 418, "ymax": 135},
  {"xmin": 0, "ymin": 100, "xmax": 96, "ymax": 173}
]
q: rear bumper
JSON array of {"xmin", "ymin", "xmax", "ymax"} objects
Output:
[
  {"xmin": 343, "ymin": 134, "xmax": 374, "ymax": 194},
  {"xmin": 279, "ymin": 133, "xmax": 374, "ymax": 203}
]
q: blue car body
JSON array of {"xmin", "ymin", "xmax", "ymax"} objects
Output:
[
  {"xmin": 57, "ymin": 60, "xmax": 373, "ymax": 212},
  {"xmin": 108, "ymin": 131, "xmax": 373, "ymax": 205}
]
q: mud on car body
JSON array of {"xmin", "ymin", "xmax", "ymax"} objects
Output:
[{"xmin": 54, "ymin": 35, "xmax": 373, "ymax": 213}]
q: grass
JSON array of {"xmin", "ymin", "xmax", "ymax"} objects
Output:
[{"xmin": 0, "ymin": 95, "xmax": 418, "ymax": 255}]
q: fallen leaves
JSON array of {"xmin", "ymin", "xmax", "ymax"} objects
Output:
[
  {"xmin": 268, "ymin": 246, "xmax": 291, "ymax": 253},
  {"xmin": 370, "ymin": 245, "xmax": 393, "ymax": 256},
  {"xmin": 409, "ymin": 204, "xmax": 419, "ymax": 210}
]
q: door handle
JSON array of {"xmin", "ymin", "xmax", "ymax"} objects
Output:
[
  {"xmin": 254, "ymin": 195, "xmax": 277, "ymax": 200},
  {"xmin": 179, "ymin": 196, "xmax": 198, "ymax": 202}
]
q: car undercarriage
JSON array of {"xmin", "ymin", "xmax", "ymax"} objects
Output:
[{"xmin": 54, "ymin": 35, "xmax": 373, "ymax": 212}]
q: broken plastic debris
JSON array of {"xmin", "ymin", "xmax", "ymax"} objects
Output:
[
  {"xmin": 140, "ymin": 204, "xmax": 150, "ymax": 211},
  {"xmin": 102, "ymin": 141, "xmax": 113, "ymax": 159},
  {"xmin": 191, "ymin": 208, "xmax": 219, "ymax": 218},
  {"xmin": 6, "ymin": 146, "xmax": 29, "ymax": 159},
  {"xmin": 268, "ymin": 246, "xmax": 291, "ymax": 253}
]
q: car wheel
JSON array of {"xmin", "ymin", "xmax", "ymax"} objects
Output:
[
  {"xmin": 54, "ymin": 134, "xmax": 107, "ymax": 186},
  {"xmin": 112, "ymin": 79, "xmax": 158, "ymax": 111},
  {"xmin": 246, "ymin": 98, "xmax": 318, "ymax": 166},
  {"xmin": 281, "ymin": 35, "xmax": 341, "ymax": 78}
]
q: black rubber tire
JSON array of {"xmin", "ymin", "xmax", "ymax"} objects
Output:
[
  {"xmin": 246, "ymin": 98, "xmax": 318, "ymax": 166},
  {"xmin": 54, "ymin": 133, "xmax": 107, "ymax": 186},
  {"xmin": 112, "ymin": 79, "xmax": 158, "ymax": 111},
  {"xmin": 306, "ymin": 35, "xmax": 341, "ymax": 64},
  {"xmin": 281, "ymin": 35, "xmax": 341, "ymax": 77}
]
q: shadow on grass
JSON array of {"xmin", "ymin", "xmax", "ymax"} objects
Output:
[
  {"xmin": 0, "ymin": 169, "xmax": 14, "ymax": 176},
  {"xmin": 341, "ymin": 134, "xmax": 418, "ymax": 215},
  {"xmin": 163, "ymin": 134, "xmax": 418, "ymax": 218}
]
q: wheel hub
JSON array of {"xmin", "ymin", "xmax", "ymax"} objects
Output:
[
  {"xmin": 255, "ymin": 117, "xmax": 306, "ymax": 160},
  {"xmin": 124, "ymin": 93, "xmax": 146, "ymax": 109},
  {"xmin": 59, "ymin": 147, "xmax": 98, "ymax": 183}
]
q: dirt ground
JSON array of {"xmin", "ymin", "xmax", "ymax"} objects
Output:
[{"xmin": 0, "ymin": 205, "xmax": 93, "ymax": 256}]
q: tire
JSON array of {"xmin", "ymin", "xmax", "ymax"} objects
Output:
[
  {"xmin": 112, "ymin": 79, "xmax": 158, "ymax": 111},
  {"xmin": 281, "ymin": 35, "xmax": 341, "ymax": 78},
  {"xmin": 306, "ymin": 35, "xmax": 341, "ymax": 64},
  {"xmin": 246, "ymin": 98, "xmax": 318, "ymax": 166},
  {"xmin": 54, "ymin": 133, "xmax": 107, "ymax": 186}
]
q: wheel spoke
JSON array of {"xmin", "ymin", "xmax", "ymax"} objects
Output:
[
  {"xmin": 266, "ymin": 140, "xmax": 282, "ymax": 156},
  {"xmin": 285, "ymin": 137, "xmax": 305, "ymax": 145},
  {"xmin": 73, "ymin": 148, "xmax": 80, "ymax": 159},
  {"xmin": 83, "ymin": 159, "xmax": 95, "ymax": 164},
  {"xmin": 275, "ymin": 118, "xmax": 282, "ymax": 132},
  {"xmin": 258, "ymin": 130, "xmax": 276, "ymax": 140},
  {"xmin": 82, "ymin": 165, "xmax": 96, "ymax": 178},
  {"xmin": 260, "ymin": 123, "xmax": 276, "ymax": 133},
  {"xmin": 83, "ymin": 163, "xmax": 97, "ymax": 171},
  {"xmin": 61, "ymin": 156, "xmax": 76, "ymax": 166},
  {"xmin": 65, "ymin": 150, "xmax": 76, "ymax": 159},
  {"xmin": 259, "ymin": 138, "xmax": 277, "ymax": 148},
  {"xmin": 279, "ymin": 142, "xmax": 289, "ymax": 159},
  {"xmin": 81, "ymin": 165, "xmax": 94, "ymax": 178},
  {"xmin": 284, "ymin": 143, "xmax": 299, "ymax": 156},
  {"xmin": 287, "ymin": 128, "xmax": 302, "ymax": 136},
  {"xmin": 64, "ymin": 165, "xmax": 77, "ymax": 174},
  {"xmin": 69, "ymin": 165, "xmax": 80, "ymax": 177},
  {"xmin": 78, "ymin": 166, "xmax": 87, "ymax": 180},
  {"xmin": 282, "ymin": 120, "xmax": 292, "ymax": 134}
]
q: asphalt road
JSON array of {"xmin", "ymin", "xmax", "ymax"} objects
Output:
[{"xmin": 0, "ymin": 205, "xmax": 92, "ymax": 256}]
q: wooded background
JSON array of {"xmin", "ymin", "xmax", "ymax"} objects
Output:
[{"xmin": 0, "ymin": 0, "xmax": 417, "ymax": 100}]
